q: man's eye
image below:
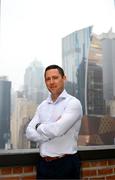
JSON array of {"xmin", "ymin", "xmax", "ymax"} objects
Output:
[
  {"xmin": 46, "ymin": 78, "xmax": 50, "ymax": 81},
  {"xmin": 53, "ymin": 76, "xmax": 58, "ymax": 79}
]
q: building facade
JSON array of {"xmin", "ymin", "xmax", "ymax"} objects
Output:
[
  {"xmin": 62, "ymin": 27, "xmax": 115, "ymax": 145},
  {"xmin": 24, "ymin": 60, "xmax": 48, "ymax": 105},
  {"xmin": 11, "ymin": 91, "xmax": 38, "ymax": 149},
  {"xmin": 62, "ymin": 26, "xmax": 92, "ymax": 114},
  {"xmin": 100, "ymin": 30, "xmax": 115, "ymax": 117},
  {"xmin": 100, "ymin": 30, "xmax": 115, "ymax": 101},
  {"xmin": 0, "ymin": 76, "xmax": 11, "ymax": 149}
]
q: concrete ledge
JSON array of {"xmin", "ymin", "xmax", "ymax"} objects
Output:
[{"xmin": 0, "ymin": 145, "xmax": 115, "ymax": 167}]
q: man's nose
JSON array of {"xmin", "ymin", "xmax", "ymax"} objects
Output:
[{"xmin": 50, "ymin": 78, "xmax": 54, "ymax": 83}]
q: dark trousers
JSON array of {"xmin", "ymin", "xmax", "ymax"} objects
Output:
[{"xmin": 36, "ymin": 153, "xmax": 81, "ymax": 179}]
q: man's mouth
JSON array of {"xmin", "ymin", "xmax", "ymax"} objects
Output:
[{"xmin": 50, "ymin": 86, "xmax": 56, "ymax": 89}]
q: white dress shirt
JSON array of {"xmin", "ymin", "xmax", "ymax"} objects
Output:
[{"xmin": 26, "ymin": 89, "xmax": 83, "ymax": 157}]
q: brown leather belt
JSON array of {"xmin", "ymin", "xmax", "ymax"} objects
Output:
[{"xmin": 42, "ymin": 154, "xmax": 67, "ymax": 162}]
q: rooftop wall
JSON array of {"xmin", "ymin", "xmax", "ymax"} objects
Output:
[{"xmin": 0, "ymin": 146, "xmax": 115, "ymax": 179}]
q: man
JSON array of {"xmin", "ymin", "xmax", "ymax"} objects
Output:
[{"xmin": 26, "ymin": 64, "xmax": 83, "ymax": 179}]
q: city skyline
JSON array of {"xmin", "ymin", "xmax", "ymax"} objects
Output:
[
  {"xmin": 0, "ymin": 0, "xmax": 115, "ymax": 90},
  {"xmin": 0, "ymin": 25, "xmax": 115, "ymax": 149}
]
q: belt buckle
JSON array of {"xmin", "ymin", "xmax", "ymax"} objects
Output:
[
  {"xmin": 43, "ymin": 154, "xmax": 66, "ymax": 162},
  {"xmin": 44, "ymin": 156, "xmax": 58, "ymax": 162}
]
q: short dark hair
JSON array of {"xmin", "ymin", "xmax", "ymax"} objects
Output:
[{"xmin": 44, "ymin": 64, "xmax": 65, "ymax": 77}]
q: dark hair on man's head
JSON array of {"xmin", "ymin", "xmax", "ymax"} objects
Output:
[{"xmin": 44, "ymin": 64, "xmax": 65, "ymax": 77}]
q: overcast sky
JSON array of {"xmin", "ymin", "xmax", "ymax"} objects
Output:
[{"xmin": 0, "ymin": 0, "xmax": 115, "ymax": 90}]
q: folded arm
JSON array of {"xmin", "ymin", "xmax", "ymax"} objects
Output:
[
  {"xmin": 26, "ymin": 108, "xmax": 50, "ymax": 143},
  {"xmin": 37, "ymin": 99, "xmax": 83, "ymax": 139}
]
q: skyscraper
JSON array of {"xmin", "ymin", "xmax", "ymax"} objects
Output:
[
  {"xmin": 100, "ymin": 29, "xmax": 115, "ymax": 101},
  {"xmin": 24, "ymin": 60, "xmax": 47, "ymax": 104},
  {"xmin": 87, "ymin": 34, "xmax": 105, "ymax": 115},
  {"xmin": 0, "ymin": 76, "xmax": 11, "ymax": 149},
  {"xmin": 62, "ymin": 26, "xmax": 92, "ymax": 114},
  {"xmin": 62, "ymin": 27, "xmax": 106, "ymax": 116},
  {"xmin": 62, "ymin": 27, "xmax": 111, "ymax": 145},
  {"xmin": 11, "ymin": 91, "xmax": 37, "ymax": 149},
  {"xmin": 87, "ymin": 62, "xmax": 105, "ymax": 115}
]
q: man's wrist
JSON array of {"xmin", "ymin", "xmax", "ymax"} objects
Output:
[{"xmin": 35, "ymin": 123, "xmax": 40, "ymax": 130}]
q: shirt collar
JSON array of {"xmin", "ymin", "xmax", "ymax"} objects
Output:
[{"xmin": 47, "ymin": 89, "xmax": 68, "ymax": 104}]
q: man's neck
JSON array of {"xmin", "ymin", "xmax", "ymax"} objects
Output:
[
  {"xmin": 51, "ymin": 94, "xmax": 58, "ymax": 102},
  {"xmin": 51, "ymin": 89, "xmax": 64, "ymax": 102}
]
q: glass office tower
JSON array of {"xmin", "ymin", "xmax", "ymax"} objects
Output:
[
  {"xmin": 62, "ymin": 26, "xmax": 92, "ymax": 114},
  {"xmin": 62, "ymin": 27, "xmax": 115, "ymax": 145},
  {"xmin": 0, "ymin": 77, "xmax": 11, "ymax": 148}
]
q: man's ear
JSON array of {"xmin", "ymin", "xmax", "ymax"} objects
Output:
[{"xmin": 63, "ymin": 75, "xmax": 66, "ymax": 81}]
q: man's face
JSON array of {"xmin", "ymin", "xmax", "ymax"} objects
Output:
[{"xmin": 45, "ymin": 68, "xmax": 66, "ymax": 98}]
